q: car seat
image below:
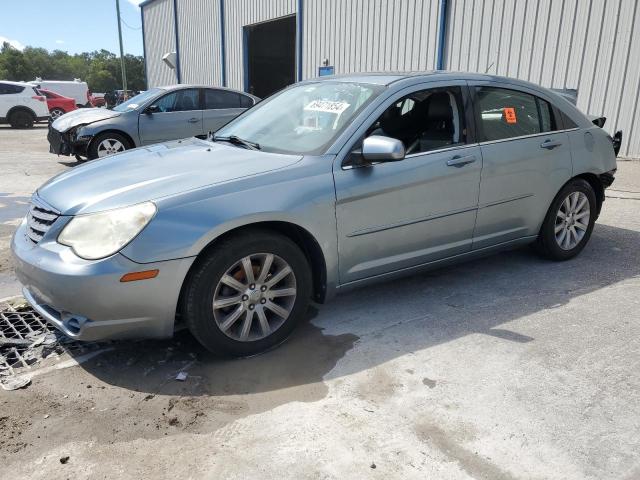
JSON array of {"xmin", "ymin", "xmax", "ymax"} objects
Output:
[{"xmin": 419, "ymin": 92, "xmax": 454, "ymax": 151}]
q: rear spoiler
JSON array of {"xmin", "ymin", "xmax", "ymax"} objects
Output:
[{"xmin": 588, "ymin": 115, "xmax": 606, "ymax": 128}]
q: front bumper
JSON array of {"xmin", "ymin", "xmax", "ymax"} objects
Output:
[
  {"xmin": 11, "ymin": 220, "xmax": 195, "ymax": 341},
  {"xmin": 48, "ymin": 125, "xmax": 90, "ymax": 157}
]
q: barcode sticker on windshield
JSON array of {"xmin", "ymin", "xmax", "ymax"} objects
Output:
[{"xmin": 304, "ymin": 100, "xmax": 351, "ymax": 114}]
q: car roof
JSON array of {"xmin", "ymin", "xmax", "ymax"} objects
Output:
[
  {"xmin": 307, "ymin": 70, "xmax": 549, "ymax": 91},
  {"xmin": 157, "ymin": 84, "xmax": 258, "ymax": 97},
  {"xmin": 0, "ymin": 80, "xmax": 33, "ymax": 87}
]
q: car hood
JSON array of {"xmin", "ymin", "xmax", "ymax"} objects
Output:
[
  {"xmin": 51, "ymin": 108, "xmax": 121, "ymax": 132},
  {"xmin": 37, "ymin": 138, "xmax": 303, "ymax": 215}
]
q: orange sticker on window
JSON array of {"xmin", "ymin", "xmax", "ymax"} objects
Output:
[{"xmin": 503, "ymin": 107, "xmax": 517, "ymax": 124}]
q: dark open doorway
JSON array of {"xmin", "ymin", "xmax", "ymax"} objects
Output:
[{"xmin": 244, "ymin": 15, "xmax": 296, "ymax": 99}]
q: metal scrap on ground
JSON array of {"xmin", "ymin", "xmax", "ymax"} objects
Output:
[{"xmin": 0, "ymin": 299, "xmax": 105, "ymax": 390}]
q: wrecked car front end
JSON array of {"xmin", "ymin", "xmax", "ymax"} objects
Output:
[
  {"xmin": 47, "ymin": 108, "xmax": 127, "ymax": 157},
  {"xmin": 48, "ymin": 124, "xmax": 91, "ymax": 157}
]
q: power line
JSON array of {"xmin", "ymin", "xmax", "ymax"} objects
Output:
[{"xmin": 121, "ymin": 17, "xmax": 141, "ymax": 30}]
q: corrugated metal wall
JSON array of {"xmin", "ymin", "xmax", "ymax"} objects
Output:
[
  {"xmin": 446, "ymin": 0, "xmax": 640, "ymax": 158},
  {"xmin": 176, "ymin": 0, "xmax": 222, "ymax": 85},
  {"xmin": 141, "ymin": 0, "xmax": 639, "ymax": 157},
  {"xmin": 223, "ymin": 0, "xmax": 297, "ymax": 91},
  {"xmin": 142, "ymin": 0, "xmax": 178, "ymax": 87},
  {"xmin": 302, "ymin": 0, "xmax": 441, "ymax": 79}
]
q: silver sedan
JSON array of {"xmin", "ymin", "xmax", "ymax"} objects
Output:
[
  {"xmin": 47, "ymin": 85, "xmax": 259, "ymax": 160},
  {"xmin": 13, "ymin": 72, "xmax": 619, "ymax": 356}
]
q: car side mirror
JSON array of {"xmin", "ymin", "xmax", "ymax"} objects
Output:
[
  {"xmin": 361, "ymin": 135, "xmax": 405, "ymax": 163},
  {"xmin": 145, "ymin": 105, "xmax": 160, "ymax": 114}
]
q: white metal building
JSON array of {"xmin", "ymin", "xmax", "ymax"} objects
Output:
[{"xmin": 140, "ymin": 0, "xmax": 640, "ymax": 158}]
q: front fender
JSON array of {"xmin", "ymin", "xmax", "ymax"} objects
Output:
[
  {"xmin": 77, "ymin": 115, "xmax": 139, "ymax": 146},
  {"xmin": 119, "ymin": 156, "xmax": 339, "ymax": 289}
]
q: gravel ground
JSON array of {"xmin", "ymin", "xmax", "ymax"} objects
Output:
[{"xmin": 1, "ymin": 126, "xmax": 639, "ymax": 479}]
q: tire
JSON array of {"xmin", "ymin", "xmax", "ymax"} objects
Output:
[
  {"xmin": 87, "ymin": 132, "xmax": 131, "ymax": 159},
  {"xmin": 534, "ymin": 178, "xmax": 597, "ymax": 261},
  {"xmin": 183, "ymin": 229, "xmax": 312, "ymax": 357},
  {"xmin": 50, "ymin": 108, "xmax": 65, "ymax": 120},
  {"xmin": 8, "ymin": 109, "xmax": 34, "ymax": 129}
]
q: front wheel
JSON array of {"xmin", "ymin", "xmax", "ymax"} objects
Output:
[
  {"xmin": 183, "ymin": 230, "xmax": 312, "ymax": 357},
  {"xmin": 87, "ymin": 132, "xmax": 130, "ymax": 159},
  {"xmin": 534, "ymin": 178, "xmax": 597, "ymax": 261}
]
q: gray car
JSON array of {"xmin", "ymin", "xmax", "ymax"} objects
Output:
[
  {"xmin": 13, "ymin": 72, "xmax": 619, "ymax": 356},
  {"xmin": 47, "ymin": 85, "xmax": 258, "ymax": 160}
]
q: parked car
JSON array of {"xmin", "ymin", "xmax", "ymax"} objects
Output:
[
  {"xmin": 0, "ymin": 81, "xmax": 49, "ymax": 128},
  {"xmin": 29, "ymin": 79, "xmax": 90, "ymax": 108},
  {"xmin": 38, "ymin": 88, "xmax": 78, "ymax": 120},
  {"xmin": 115, "ymin": 89, "xmax": 137, "ymax": 105},
  {"xmin": 13, "ymin": 72, "xmax": 619, "ymax": 356},
  {"xmin": 47, "ymin": 85, "xmax": 259, "ymax": 160},
  {"xmin": 88, "ymin": 92, "xmax": 106, "ymax": 108}
]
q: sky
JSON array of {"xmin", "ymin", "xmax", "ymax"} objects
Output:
[{"xmin": 0, "ymin": 0, "xmax": 145, "ymax": 56}]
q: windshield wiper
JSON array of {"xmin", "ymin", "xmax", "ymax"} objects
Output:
[{"xmin": 213, "ymin": 135, "xmax": 261, "ymax": 150}]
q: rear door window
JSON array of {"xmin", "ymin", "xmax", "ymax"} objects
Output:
[
  {"xmin": 0, "ymin": 83, "xmax": 25, "ymax": 94},
  {"xmin": 476, "ymin": 87, "xmax": 558, "ymax": 141},
  {"xmin": 205, "ymin": 89, "xmax": 242, "ymax": 109}
]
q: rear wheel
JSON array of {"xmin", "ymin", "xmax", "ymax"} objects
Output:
[
  {"xmin": 87, "ymin": 132, "xmax": 131, "ymax": 159},
  {"xmin": 50, "ymin": 107, "xmax": 65, "ymax": 120},
  {"xmin": 183, "ymin": 230, "xmax": 312, "ymax": 357},
  {"xmin": 8, "ymin": 110, "xmax": 34, "ymax": 128},
  {"xmin": 534, "ymin": 178, "xmax": 597, "ymax": 261}
]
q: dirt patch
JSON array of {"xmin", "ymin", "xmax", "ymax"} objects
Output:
[{"xmin": 0, "ymin": 316, "xmax": 358, "ymax": 464}]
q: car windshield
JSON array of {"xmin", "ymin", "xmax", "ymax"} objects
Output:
[
  {"xmin": 113, "ymin": 88, "xmax": 162, "ymax": 112},
  {"xmin": 214, "ymin": 82, "xmax": 385, "ymax": 154}
]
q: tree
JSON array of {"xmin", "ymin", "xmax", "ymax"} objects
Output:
[{"xmin": 0, "ymin": 42, "xmax": 146, "ymax": 92}]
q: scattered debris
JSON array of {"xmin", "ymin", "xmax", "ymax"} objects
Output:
[
  {"xmin": 0, "ymin": 375, "xmax": 31, "ymax": 391},
  {"xmin": 59, "ymin": 456, "xmax": 70, "ymax": 464},
  {"xmin": 0, "ymin": 299, "xmax": 109, "ymax": 387},
  {"xmin": 175, "ymin": 371, "xmax": 188, "ymax": 381}
]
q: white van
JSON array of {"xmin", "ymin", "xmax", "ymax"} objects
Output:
[{"xmin": 29, "ymin": 79, "xmax": 89, "ymax": 107}]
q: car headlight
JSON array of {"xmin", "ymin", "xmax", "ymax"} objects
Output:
[{"xmin": 58, "ymin": 202, "xmax": 156, "ymax": 260}]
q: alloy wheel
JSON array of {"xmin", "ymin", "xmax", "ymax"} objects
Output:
[
  {"xmin": 50, "ymin": 108, "xmax": 64, "ymax": 120},
  {"xmin": 554, "ymin": 191, "xmax": 590, "ymax": 250},
  {"xmin": 97, "ymin": 138, "xmax": 125, "ymax": 157},
  {"xmin": 212, "ymin": 253, "xmax": 297, "ymax": 342}
]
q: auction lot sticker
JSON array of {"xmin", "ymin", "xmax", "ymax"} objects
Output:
[
  {"xmin": 305, "ymin": 100, "xmax": 351, "ymax": 115},
  {"xmin": 503, "ymin": 107, "xmax": 517, "ymax": 124}
]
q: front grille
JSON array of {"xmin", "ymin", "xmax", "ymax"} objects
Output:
[{"xmin": 26, "ymin": 201, "xmax": 59, "ymax": 244}]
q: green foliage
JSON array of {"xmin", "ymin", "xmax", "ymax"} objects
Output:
[{"xmin": 0, "ymin": 42, "xmax": 145, "ymax": 92}]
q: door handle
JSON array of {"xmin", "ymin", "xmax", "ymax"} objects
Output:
[
  {"xmin": 447, "ymin": 155, "xmax": 476, "ymax": 167},
  {"xmin": 540, "ymin": 139, "xmax": 562, "ymax": 149},
  {"xmin": 188, "ymin": 117, "xmax": 200, "ymax": 123}
]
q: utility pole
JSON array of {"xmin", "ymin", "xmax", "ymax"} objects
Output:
[{"xmin": 116, "ymin": 0, "xmax": 128, "ymax": 97}]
